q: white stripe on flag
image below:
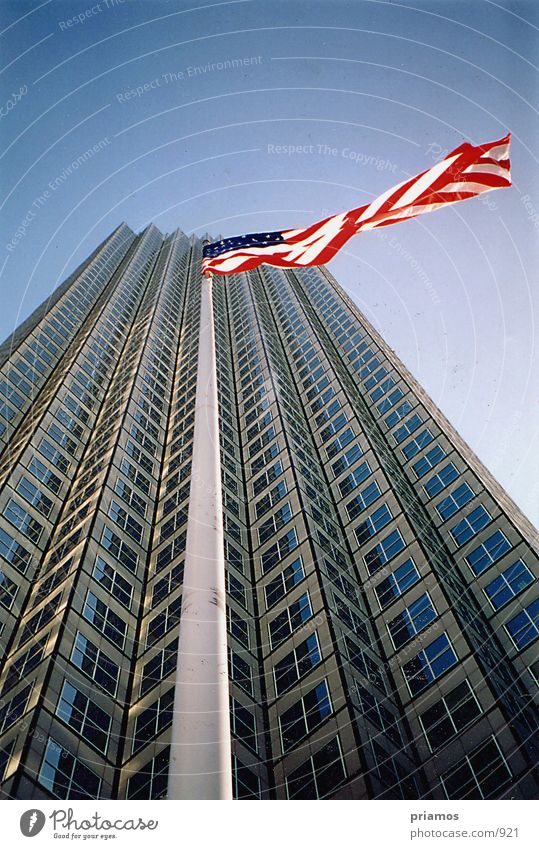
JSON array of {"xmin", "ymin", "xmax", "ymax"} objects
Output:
[{"xmin": 390, "ymin": 153, "xmax": 461, "ymax": 211}]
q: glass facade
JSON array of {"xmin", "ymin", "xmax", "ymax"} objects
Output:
[{"xmin": 0, "ymin": 223, "xmax": 537, "ymax": 800}]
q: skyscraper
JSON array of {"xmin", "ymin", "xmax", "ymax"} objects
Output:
[{"xmin": 0, "ymin": 222, "xmax": 537, "ymax": 801}]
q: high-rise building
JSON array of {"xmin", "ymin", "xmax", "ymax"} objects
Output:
[{"xmin": 0, "ymin": 223, "xmax": 537, "ymax": 801}]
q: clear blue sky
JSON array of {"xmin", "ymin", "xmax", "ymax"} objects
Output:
[{"xmin": 1, "ymin": 0, "xmax": 538, "ymax": 526}]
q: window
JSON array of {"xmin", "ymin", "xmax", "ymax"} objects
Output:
[
  {"xmin": 0, "ymin": 739, "xmax": 15, "ymax": 783},
  {"xmin": 146, "ymin": 596, "xmax": 182, "ymax": 647},
  {"xmin": 127, "ymin": 746, "xmax": 170, "ymax": 799},
  {"xmin": 346, "ymin": 481, "xmax": 381, "ymax": 520},
  {"xmin": 71, "ymin": 632, "xmax": 119, "ymax": 696},
  {"xmin": 436, "ymin": 483, "xmax": 474, "ymax": 520},
  {"xmin": 450, "ymin": 505, "xmax": 491, "ymax": 546},
  {"xmin": 268, "ymin": 592, "xmax": 312, "ymax": 648},
  {"xmin": 228, "ymin": 608, "xmax": 250, "ymax": 648},
  {"xmin": 55, "ymin": 409, "xmax": 84, "ymax": 440},
  {"xmin": 441, "ymin": 737, "xmax": 511, "ymax": 799},
  {"xmin": 484, "ymin": 560, "xmax": 534, "ymax": 610},
  {"xmin": 16, "ymin": 477, "xmax": 54, "ymax": 517},
  {"xmin": 3, "ymin": 498, "xmax": 43, "ymax": 543},
  {"xmin": 393, "ymin": 414, "xmax": 423, "ymax": 444},
  {"xmin": 56, "ymin": 681, "xmax": 111, "ymax": 753},
  {"xmin": 424, "ymin": 463, "xmax": 459, "ymax": 497},
  {"xmin": 140, "ymin": 638, "xmax": 178, "ymax": 697},
  {"xmin": 0, "ymin": 568, "xmax": 18, "ymax": 609},
  {"xmin": 0, "ymin": 527, "xmax": 32, "ymax": 573},
  {"xmin": 333, "ymin": 592, "xmax": 369, "ymax": 643},
  {"xmin": 402, "ymin": 429, "xmax": 433, "ymax": 460},
  {"xmin": 388, "ymin": 593, "xmax": 437, "ymax": 649},
  {"xmin": 505, "ymin": 599, "xmax": 539, "ymax": 649},
  {"xmin": 370, "ymin": 739, "xmax": 417, "ymax": 798},
  {"xmin": 286, "ymin": 737, "xmax": 346, "ymax": 799},
  {"xmin": 375, "ymin": 558, "xmax": 420, "ymax": 609},
  {"xmin": 320, "ymin": 412, "xmax": 347, "ymax": 442},
  {"xmin": 126, "ymin": 440, "xmax": 153, "ymax": 475},
  {"xmin": 132, "ymin": 688, "xmax": 174, "ymax": 754},
  {"xmin": 419, "ymin": 680, "xmax": 482, "ymax": 751},
  {"xmin": 402, "ymin": 633, "xmax": 458, "ymax": 695},
  {"xmin": 227, "ymin": 572, "xmax": 247, "ymax": 607},
  {"xmin": 255, "ymin": 480, "xmax": 287, "ymax": 518},
  {"xmin": 252, "ymin": 460, "xmax": 283, "ymax": 497},
  {"xmin": 231, "ymin": 700, "xmax": 257, "ymax": 752},
  {"xmin": 338, "ymin": 460, "xmax": 371, "ymax": 497},
  {"xmin": 47, "ymin": 422, "xmax": 77, "ymax": 456},
  {"xmin": 353, "ymin": 684, "xmax": 402, "ymax": 746},
  {"xmin": 0, "ymin": 683, "xmax": 33, "ymax": 733},
  {"xmin": 230, "ymin": 650, "xmax": 253, "ymax": 696},
  {"xmin": 39, "ymin": 438, "xmax": 70, "ymax": 474},
  {"xmin": 93, "ymin": 556, "xmax": 133, "ymax": 608},
  {"xmin": 3, "ymin": 635, "xmax": 47, "ymax": 692},
  {"xmin": 258, "ymin": 502, "xmax": 292, "ymax": 544},
  {"xmin": 101, "ymin": 526, "xmax": 138, "ymax": 572},
  {"xmin": 326, "ymin": 427, "xmax": 355, "ymax": 459},
  {"xmin": 364, "ymin": 529, "xmax": 405, "ymax": 575},
  {"xmin": 28, "ymin": 456, "xmax": 62, "ymax": 494},
  {"xmin": 280, "ymin": 680, "xmax": 332, "ymax": 752},
  {"xmin": 314, "ymin": 398, "xmax": 341, "ymax": 426},
  {"xmin": 114, "ymin": 478, "xmax": 147, "ymax": 517},
  {"xmin": 465, "ymin": 531, "xmax": 511, "ymax": 575},
  {"xmin": 274, "ymin": 633, "xmax": 321, "ymax": 695},
  {"xmin": 39, "ymin": 738, "xmax": 101, "ymax": 800},
  {"xmin": 233, "ymin": 756, "xmax": 261, "ymax": 799},
  {"xmin": 18, "ymin": 592, "xmax": 62, "ymax": 646},
  {"xmin": 412, "ymin": 445, "xmax": 446, "ymax": 478},
  {"xmin": 261, "ymin": 528, "xmax": 298, "ymax": 574},
  {"xmin": 264, "ymin": 556, "xmax": 304, "ymax": 609},
  {"xmin": 355, "ymin": 503, "xmax": 393, "ymax": 545},
  {"xmin": 363, "ymin": 365, "xmax": 387, "ymax": 391},
  {"xmin": 83, "ymin": 591, "xmax": 126, "ymax": 648},
  {"xmin": 108, "ymin": 501, "xmax": 144, "ymax": 544},
  {"xmin": 385, "ymin": 400, "xmax": 412, "ymax": 429},
  {"xmin": 377, "ymin": 387, "xmax": 403, "ymax": 413},
  {"xmin": 331, "ymin": 443, "xmax": 363, "ymax": 477},
  {"xmin": 120, "ymin": 459, "xmax": 150, "ymax": 495}
]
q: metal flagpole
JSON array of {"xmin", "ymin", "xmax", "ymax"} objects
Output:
[{"xmin": 167, "ymin": 267, "xmax": 233, "ymax": 800}]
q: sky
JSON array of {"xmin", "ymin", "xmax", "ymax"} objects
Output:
[{"xmin": 0, "ymin": 0, "xmax": 538, "ymax": 527}]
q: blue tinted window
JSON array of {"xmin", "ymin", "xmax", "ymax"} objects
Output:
[
  {"xmin": 375, "ymin": 558, "xmax": 420, "ymax": 609},
  {"xmin": 412, "ymin": 445, "xmax": 446, "ymax": 478},
  {"xmin": 436, "ymin": 483, "xmax": 474, "ymax": 520},
  {"xmin": 450, "ymin": 506, "xmax": 491, "ymax": 546},
  {"xmin": 402, "ymin": 429, "xmax": 433, "ymax": 459},
  {"xmin": 394, "ymin": 414, "xmax": 423, "ymax": 444},
  {"xmin": 424, "ymin": 463, "xmax": 459, "ymax": 497},
  {"xmin": 484, "ymin": 560, "xmax": 534, "ymax": 610},
  {"xmin": 505, "ymin": 599, "xmax": 539, "ymax": 649},
  {"xmin": 465, "ymin": 530, "xmax": 510, "ymax": 574},
  {"xmin": 365, "ymin": 529, "xmax": 405, "ymax": 575},
  {"xmin": 388, "ymin": 593, "xmax": 437, "ymax": 649},
  {"xmin": 402, "ymin": 633, "xmax": 457, "ymax": 695},
  {"xmin": 385, "ymin": 401, "xmax": 412, "ymax": 429}
]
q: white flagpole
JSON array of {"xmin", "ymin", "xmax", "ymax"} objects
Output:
[{"xmin": 167, "ymin": 268, "xmax": 233, "ymax": 800}]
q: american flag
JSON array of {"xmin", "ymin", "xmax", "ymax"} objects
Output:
[{"xmin": 202, "ymin": 133, "xmax": 511, "ymax": 276}]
